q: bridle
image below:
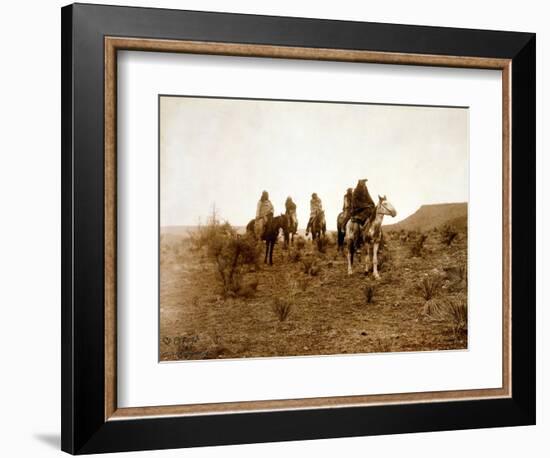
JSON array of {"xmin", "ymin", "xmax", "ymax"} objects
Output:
[{"xmin": 377, "ymin": 200, "xmax": 392, "ymax": 215}]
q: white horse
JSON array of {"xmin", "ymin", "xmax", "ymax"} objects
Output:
[{"xmin": 346, "ymin": 195, "xmax": 397, "ymax": 279}]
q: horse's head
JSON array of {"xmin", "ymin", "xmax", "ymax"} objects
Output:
[{"xmin": 377, "ymin": 195, "xmax": 397, "ymax": 218}]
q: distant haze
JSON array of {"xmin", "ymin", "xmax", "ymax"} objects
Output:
[{"xmin": 160, "ymin": 96, "xmax": 468, "ymax": 231}]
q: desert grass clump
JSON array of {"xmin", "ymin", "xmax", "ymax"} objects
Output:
[
  {"xmin": 410, "ymin": 233, "xmax": 428, "ymax": 257},
  {"xmin": 422, "ymin": 294, "xmax": 467, "ymax": 336},
  {"xmin": 417, "ymin": 275, "xmax": 443, "ymax": 301},
  {"xmin": 440, "ymin": 224, "xmax": 458, "ymax": 246},
  {"xmin": 364, "ymin": 285, "xmax": 375, "ymax": 304},
  {"xmin": 446, "ymin": 296, "xmax": 468, "ymax": 336},
  {"xmin": 272, "ymin": 298, "xmax": 292, "ymax": 322}
]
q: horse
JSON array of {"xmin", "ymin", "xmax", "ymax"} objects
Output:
[
  {"xmin": 246, "ymin": 214, "xmax": 289, "ymax": 265},
  {"xmin": 310, "ymin": 210, "xmax": 326, "ymax": 241},
  {"xmin": 345, "ymin": 195, "xmax": 396, "ymax": 279},
  {"xmin": 336, "ymin": 211, "xmax": 347, "ymax": 253},
  {"xmin": 285, "ymin": 210, "xmax": 298, "ymax": 246}
]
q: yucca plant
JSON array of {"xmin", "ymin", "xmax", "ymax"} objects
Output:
[
  {"xmin": 417, "ymin": 276, "xmax": 442, "ymax": 301},
  {"xmin": 272, "ymin": 298, "xmax": 292, "ymax": 322}
]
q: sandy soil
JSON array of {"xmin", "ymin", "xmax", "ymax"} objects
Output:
[{"xmin": 159, "ymin": 229, "xmax": 467, "ymax": 361}]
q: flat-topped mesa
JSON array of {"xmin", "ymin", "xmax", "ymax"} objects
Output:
[{"xmin": 383, "ymin": 202, "xmax": 467, "ymax": 232}]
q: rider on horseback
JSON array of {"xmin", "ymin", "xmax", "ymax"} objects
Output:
[
  {"xmin": 305, "ymin": 192, "xmax": 323, "ymax": 236},
  {"xmin": 255, "ymin": 190, "xmax": 274, "ymax": 239},
  {"xmin": 351, "ymin": 179, "xmax": 375, "ymax": 225},
  {"xmin": 340, "ymin": 187, "xmax": 354, "ymax": 229},
  {"xmin": 285, "ymin": 196, "xmax": 297, "ymax": 229}
]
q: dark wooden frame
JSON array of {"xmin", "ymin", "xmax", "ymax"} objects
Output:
[{"xmin": 62, "ymin": 3, "xmax": 536, "ymax": 454}]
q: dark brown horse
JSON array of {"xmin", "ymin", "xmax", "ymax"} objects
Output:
[
  {"xmin": 310, "ymin": 210, "xmax": 326, "ymax": 241},
  {"xmin": 246, "ymin": 214, "xmax": 289, "ymax": 265}
]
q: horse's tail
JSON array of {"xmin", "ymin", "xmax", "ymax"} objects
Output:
[{"xmin": 338, "ymin": 227, "xmax": 345, "ymax": 249}]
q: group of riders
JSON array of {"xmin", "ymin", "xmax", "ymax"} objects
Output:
[{"xmin": 253, "ymin": 178, "xmax": 375, "ymax": 240}]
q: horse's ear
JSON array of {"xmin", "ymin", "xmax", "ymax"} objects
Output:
[
  {"xmin": 383, "ymin": 194, "xmax": 387, "ymax": 200},
  {"xmin": 378, "ymin": 194, "xmax": 382, "ymax": 200}
]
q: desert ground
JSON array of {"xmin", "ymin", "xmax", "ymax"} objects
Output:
[{"xmin": 159, "ymin": 204, "xmax": 468, "ymax": 361}]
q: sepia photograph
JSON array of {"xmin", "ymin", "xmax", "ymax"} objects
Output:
[{"xmin": 159, "ymin": 95, "xmax": 469, "ymax": 361}]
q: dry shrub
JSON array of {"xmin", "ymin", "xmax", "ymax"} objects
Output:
[
  {"xmin": 417, "ymin": 275, "xmax": 443, "ymax": 301},
  {"xmin": 189, "ymin": 220, "xmax": 233, "ymax": 253},
  {"xmin": 410, "ymin": 233, "xmax": 428, "ymax": 257},
  {"xmin": 440, "ymin": 225, "xmax": 458, "ymax": 246},
  {"xmin": 316, "ymin": 235, "xmax": 328, "ymax": 253},
  {"xmin": 272, "ymin": 298, "xmax": 292, "ymax": 322},
  {"xmin": 295, "ymin": 235, "xmax": 306, "ymax": 251},
  {"xmin": 194, "ymin": 219, "xmax": 259, "ymax": 296},
  {"xmin": 215, "ymin": 235, "xmax": 259, "ymax": 295},
  {"xmin": 422, "ymin": 294, "xmax": 467, "ymax": 336}
]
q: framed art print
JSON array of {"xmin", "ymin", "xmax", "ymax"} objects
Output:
[{"xmin": 61, "ymin": 3, "xmax": 535, "ymax": 454}]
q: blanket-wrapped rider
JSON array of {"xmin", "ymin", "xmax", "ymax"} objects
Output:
[
  {"xmin": 255, "ymin": 190, "xmax": 274, "ymax": 238},
  {"xmin": 306, "ymin": 193, "xmax": 323, "ymax": 235}
]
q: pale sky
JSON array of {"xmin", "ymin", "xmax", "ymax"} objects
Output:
[{"xmin": 160, "ymin": 96, "xmax": 468, "ymax": 230}]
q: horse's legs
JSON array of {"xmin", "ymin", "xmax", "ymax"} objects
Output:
[
  {"xmin": 347, "ymin": 241, "xmax": 354, "ymax": 275},
  {"xmin": 365, "ymin": 244, "xmax": 371, "ymax": 275},
  {"xmin": 372, "ymin": 242, "xmax": 380, "ymax": 280},
  {"xmin": 264, "ymin": 241, "xmax": 269, "ymax": 264},
  {"xmin": 269, "ymin": 241, "xmax": 274, "ymax": 265}
]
